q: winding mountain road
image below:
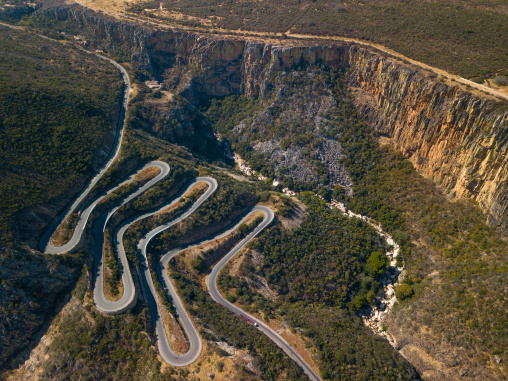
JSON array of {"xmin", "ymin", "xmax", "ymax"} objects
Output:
[
  {"xmin": 39, "ymin": 52, "xmax": 130, "ymax": 254},
  {"xmin": 154, "ymin": 205, "xmax": 272, "ymax": 366},
  {"xmin": 207, "ymin": 206, "xmax": 321, "ymax": 381},
  {"xmin": 133, "ymin": 176, "xmax": 217, "ymax": 366},
  {"xmin": 17, "ymin": 19, "xmax": 322, "ymax": 377}
]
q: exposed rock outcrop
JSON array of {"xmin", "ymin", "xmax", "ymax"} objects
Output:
[
  {"xmin": 346, "ymin": 51, "xmax": 508, "ymax": 234},
  {"xmin": 40, "ymin": 4, "xmax": 508, "ymax": 234}
]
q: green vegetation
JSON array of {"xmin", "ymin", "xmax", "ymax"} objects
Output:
[
  {"xmin": 330, "ymin": 73, "xmax": 508, "ymax": 368},
  {"xmin": 1, "ymin": 7, "xmax": 506, "ymax": 377},
  {"xmin": 204, "ymin": 69, "xmax": 347, "ymax": 191},
  {"xmin": 169, "ymin": 272, "xmax": 308, "ymax": 380},
  {"xmin": 143, "ymin": 174, "xmax": 264, "ymax": 313},
  {"xmin": 217, "ymin": 197, "xmax": 419, "ymax": 378},
  {"xmin": 0, "ymin": 248, "xmax": 83, "ymax": 367},
  {"xmin": 251, "ymin": 196, "xmax": 386, "ymax": 310},
  {"xmin": 0, "ymin": 26, "xmax": 123, "ymax": 245},
  {"xmin": 285, "ymin": 305, "xmax": 417, "ymax": 380},
  {"xmin": 208, "ymin": 66, "xmax": 508, "ymax": 375},
  {"xmin": 366, "ymin": 251, "xmax": 389, "ymax": 278},
  {"xmin": 0, "ymin": 0, "xmax": 36, "ymax": 23},
  {"xmin": 395, "ymin": 284, "xmax": 413, "ymax": 302},
  {"xmin": 129, "ymin": 91, "xmax": 222, "ymax": 159},
  {"xmin": 129, "ymin": 0, "xmax": 508, "ymax": 79},
  {"xmin": 237, "ymin": 215, "xmax": 264, "ymax": 237},
  {"xmin": 119, "ymin": 167, "xmax": 197, "ymax": 266}
]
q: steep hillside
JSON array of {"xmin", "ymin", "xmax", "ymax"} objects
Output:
[
  {"xmin": 0, "ymin": 25, "xmax": 124, "ymax": 368},
  {"xmin": 0, "ymin": 25, "xmax": 124, "ymax": 245}
]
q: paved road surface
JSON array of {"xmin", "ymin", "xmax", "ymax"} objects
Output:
[
  {"xmin": 38, "ymin": 41, "xmax": 132, "ymax": 254},
  {"xmin": 135, "ymin": 177, "xmax": 217, "ymax": 366},
  {"xmin": 206, "ymin": 206, "xmax": 322, "ymax": 381}
]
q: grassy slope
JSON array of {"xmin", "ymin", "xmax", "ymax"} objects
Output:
[{"xmin": 129, "ymin": 0, "xmax": 508, "ymax": 79}]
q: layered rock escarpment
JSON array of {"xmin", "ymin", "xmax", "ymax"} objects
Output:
[
  {"xmin": 42, "ymin": 4, "xmax": 508, "ymax": 234},
  {"xmin": 346, "ymin": 53, "xmax": 508, "ymax": 234}
]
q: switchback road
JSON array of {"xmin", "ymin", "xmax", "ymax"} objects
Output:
[
  {"xmin": 21, "ymin": 19, "xmax": 321, "ymax": 375},
  {"xmin": 134, "ymin": 177, "xmax": 217, "ymax": 366}
]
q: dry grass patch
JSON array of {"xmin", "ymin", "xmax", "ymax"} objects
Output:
[
  {"xmin": 81, "ymin": 0, "xmax": 141, "ymax": 14},
  {"xmin": 178, "ymin": 235, "xmax": 229, "ymax": 278},
  {"xmin": 265, "ymin": 318, "xmax": 320, "ymax": 376},
  {"xmin": 157, "ymin": 293, "xmax": 190, "ymax": 355},
  {"xmin": 50, "ymin": 211, "xmax": 79, "ymax": 247},
  {"xmin": 228, "ymin": 247, "xmax": 248, "ymax": 278},
  {"xmin": 134, "ymin": 166, "xmax": 161, "ymax": 182},
  {"xmin": 261, "ymin": 194, "xmax": 306, "ymax": 230},
  {"xmin": 224, "ymin": 299, "xmax": 320, "ymax": 377}
]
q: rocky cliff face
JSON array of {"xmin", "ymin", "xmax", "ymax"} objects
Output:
[
  {"xmin": 346, "ymin": 49, "xmax": 508, "ymax": 234},
  {"xmin": 41, "ymin": 5, "xmax": 508, "ymax": 235}
]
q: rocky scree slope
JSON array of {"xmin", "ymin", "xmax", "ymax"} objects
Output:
[{"xmin": 40, "ymin": 3, "xmax": 508, "ymax": 235}]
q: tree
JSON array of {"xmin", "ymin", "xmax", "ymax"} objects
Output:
[
  {"xmin": 366, "ymin": 251, "xmax": 388, "ymax": 278},
  {"xmin": 366, "ymin": 290, "xmax": 376, "ymax": 304},
  {"xmin": 332, "ymin": 185, "xmax": 346, "ymax": 202},
  {"xmin": 395, "ymin": 283, "xmax": 413, "ymax": 301},
  {"xmin": 354, "ymin": 295, "xmax": 365, "ymax": 311},
  {"xmin": 191, "ymin": 256, "xmax": 204, "ymax": 272}
]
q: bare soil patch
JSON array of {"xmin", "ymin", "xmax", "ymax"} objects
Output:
[{"xmin": 134, "ymin": 166, "xmax": 161, "ymax": 182}]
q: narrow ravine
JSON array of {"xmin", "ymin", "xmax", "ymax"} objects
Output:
[
  {"xmin": 233, "ymin": 152, "xmax": 405, "ymax": 344},
  {"xmin": 327, "ymin": 201, "xmax": 405, "ymax": 342}
]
